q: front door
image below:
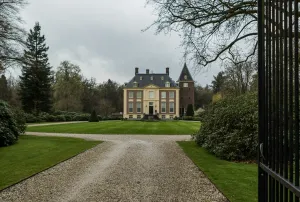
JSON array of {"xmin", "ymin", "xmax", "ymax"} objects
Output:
[
  {"xmin": 149, "ymin": 102, "xmax": 154, "ymax": 115},
  {"xmin": 149, "ymin": 106, "xmax": 153, "ymax": 115}
]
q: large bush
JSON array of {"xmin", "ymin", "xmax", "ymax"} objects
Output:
[
  {"xmin": 0, "ymin": 101, "xmax": 26, "ymax": 147},
  {"xmin": 194, "ymin": 92, "xmax": 258, "ymax": 161}
]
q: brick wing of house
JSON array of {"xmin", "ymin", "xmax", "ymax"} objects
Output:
[{"xmin": 123, "ymin": 64, "xmax": 194, "ymax": 119}]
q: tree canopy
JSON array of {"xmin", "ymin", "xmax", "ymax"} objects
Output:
[
  {"xmin": 146, "ymin": 0, "xmax": 257, "ymax": 68},
  {"xmin": 0, "ymin": 0, "xmax": 27, "ymax": 70},
  {"xmin": 53, "ymin": 61, "xmax": 83, "ymax": 112}
]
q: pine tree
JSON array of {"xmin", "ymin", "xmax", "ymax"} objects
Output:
[
  {"xmin": 0, "ymin": 75, "xmax": 11, "ymax": 102},
  {"xmin": 89, "ymin": 109, "xmax": 99, "ymax": 122},
  {"xmin": 186, "ymin": 104, "xmax": 194, "ymax": 116},
  {"xmin": 19, "ymin": 22, "xmax": 52, "ymax": 114}
]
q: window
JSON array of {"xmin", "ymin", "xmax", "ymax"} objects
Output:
[
  {"xmin": 169, "ymin": 92, "xmax": 174, "ymax": 99},
  {"xmin": 137, "ymin": 115, "xmax": 141, "ymax": 119},
  {"xmin": 161, "ymin": 102, "xmax": 166, "ymax": 113},
  {"xmin": 184, "ymin": 75, "xmax": 187, "ymax": 80},
  {"xmin": 151, "ymin": 76, "xmax": 153, "ymax": 80},
  {"xmin": 183, "ymin": 83, "xmax": 188, "ymax": 87},
  {"xmin": 129, "ymin": 115, "xmax": 133, "ymax": 119},
  {"xmin": 129, "ymin": 91, "xmax": 134, "ymax": 98},
  {"xmin": 140, "ymin": 76, "xmax": 143, "ymax": 80},
  {"xmin": 165, "ymin": 82, "xmax": 170, "ymax": 87},
  {"xmin": 136, "ymin": 102, "xmax": 141, "ymax": 113},
  {"xmin": 161, "ymin": 92, "xmax": 166, "ymax": 99},
  {"xmin": 133, "ymin": 82, "xmax": 138, "ymax": 87},
  {"xmin": 161, "ymin": 76, "xmax": 164, "ymax": 80},
  {"xmin": 128, "ymin": 102, "xmax": 133, "ymax": 113},
  {"xmin": 169, "ymin": 102, "xmax": 174, "ymax": 113},
  {"xmin": 137, "ymin": 91, "xmax": 142, "ymax": 99},
  {"xmin": 162, "ymin": 115, "xmax": 166, "ymax": 119},
  {"xmin": 149, "ymin": 91, "xmax": 154, "ymax": 99}
]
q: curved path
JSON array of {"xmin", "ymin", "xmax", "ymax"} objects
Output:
[{"xmin": 0, "ymin": 133, "xmax": 227, "ymax": 202}]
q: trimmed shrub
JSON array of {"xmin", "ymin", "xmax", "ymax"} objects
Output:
[
  {"xmin": 186, "ymin": 104, "xmax": 194, "ymax": 116},
  {"xmin": 0, "ymin": 101, "xmax": 26, "ymax": 147},
  {"xmin": 194, "ymin": 92, "xmax": 258, "ymax": 161},
  {"xmin": 89, "ymin": 110, "xmax": 99, "ymax": 122}
]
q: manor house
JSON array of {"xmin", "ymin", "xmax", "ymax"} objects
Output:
[{"xmin": 123, "ymin": 64, "xmax": 194, "ymax": 119}]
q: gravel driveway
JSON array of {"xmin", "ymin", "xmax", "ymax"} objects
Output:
[{"xmin": 0, "ymin": 133, "xmax": 227, "ymax": 202}]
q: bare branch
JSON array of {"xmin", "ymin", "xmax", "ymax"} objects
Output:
[{"xmin": 146, "ymin": 0, "xmax": 258, "ymax": 68}]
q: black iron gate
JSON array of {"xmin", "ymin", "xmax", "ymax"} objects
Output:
[{"xmin": 258, "ymin": 0, "xmax": 300, "ymax": 200}]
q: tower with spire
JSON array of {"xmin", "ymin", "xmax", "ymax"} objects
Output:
[{"xmin": 177, "ymin": 63, "xmax": 195, "ymax": 116}]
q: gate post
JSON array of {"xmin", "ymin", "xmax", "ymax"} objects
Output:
[{"xmin": 257, "ymin": 0, "xmax": 266, "ymax": 200}]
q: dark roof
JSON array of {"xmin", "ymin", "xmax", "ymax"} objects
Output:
[
  {"xmin": 177, "ymin": 63, "xmax": 194, "ymax": 81},
  {"xmin": 125, "ymin": 73, "xmax": 178, "ymax": 88}
]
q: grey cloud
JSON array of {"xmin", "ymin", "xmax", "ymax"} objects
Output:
[{"xmin": 19, "ymin": 0, "xmax": 221, "ymax": 86}]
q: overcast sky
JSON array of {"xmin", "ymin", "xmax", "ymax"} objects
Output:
[{"xmin": 17, "ymin": 0, "xmax": 222, "ymax": 86}]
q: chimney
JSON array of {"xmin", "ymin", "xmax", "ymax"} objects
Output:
[
  {"xmin": 166, "ymin": 67, "xmax": 169, "ymax": 75},
  {"xmin": 135, "ymin": 67, "xmax": 139, "ymax": 75},
  {"xmin": 146, "ymin": 69, "xmax": 149, "ymax": 74}
]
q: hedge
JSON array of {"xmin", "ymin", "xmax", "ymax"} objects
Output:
[
  {"xmin": 194, "ymin": 92, "xmax": 258, "ymax": 161},
  {"xmin": 24, "ymin": 112, "xmax": 123, "ymax": 123}
]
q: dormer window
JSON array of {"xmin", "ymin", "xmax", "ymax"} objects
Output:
[
  {"xmin": 165, "ymin": 82, "xmax": 170, "ymax": 87},
  {"xmin": 140, "ymin": 76, "xmax": 143, "ymax": 80},
  {"xmin": 133, "ymin": 81, "xmax": 138, "ymax": 87},
  {"xmin": 151, "ymin": 76, "xmax": 153, "ymax": 80},
  {"xmin": 161, "ymin": 76, "xmax": 164, "ymax": 80},
  {"xmin": 184, "ymin": 75, "xmax": 188, "ymax": 80}
]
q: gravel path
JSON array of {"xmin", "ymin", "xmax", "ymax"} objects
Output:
[{"xmin": 0, "ymin": 133, "xmax": 227, "ymax": 202}]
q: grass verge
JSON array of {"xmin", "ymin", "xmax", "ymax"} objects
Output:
[
  {"xmin": 26, "ymin": 121, "xmax": 200, "ymax": 135},
  {"xmin": 0, "ymin": 135, "xmax": 101, "ymax": 190},
  {"xmin": 177, "ymin": 141, "xmax": 257, "ymax": 202}
]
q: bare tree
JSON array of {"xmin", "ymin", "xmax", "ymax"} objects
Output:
[
  {"xmin": 0, "ymin": 0, "xmax": 27, "ymax": 70},
  {"xmin": 145, "ymin": 0, "xmax": 257, "ymax": 68},
  {"xmin": 223, "ymin": 51, "xmax": 256, "ymax": 95}
]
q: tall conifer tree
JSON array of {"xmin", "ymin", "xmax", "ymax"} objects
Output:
[
  {"xmin": 19, "ymin": 22, "xmax": 52, "ymax": 114},
  {"xmin": 0, "ymin": 75, "xmax": 11, "ymax": 102}
]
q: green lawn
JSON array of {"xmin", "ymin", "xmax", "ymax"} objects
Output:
[
  {"xmin": 0, "ymin": 135, "xmax": 101, "ymax": 190},
  {"xmin": 26, "ymin": 121, "xmax": 200, "ymax": 135},
  {"xmin": 178, "ymin": 141, "xmax": 257, "ymax": 202}
]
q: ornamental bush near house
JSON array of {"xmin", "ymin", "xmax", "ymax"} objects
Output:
[
  {"xmin": 0, "ymin": 101, "xmax": 26, "ymax": 147},
  {"xmin": 89, "ymin": 110, "xmax": 99, "ymax": 122},
  {"xmin": 194, "ymin": 92, "xmax": 258, "ymax": 161},
  {"xmin": 186, "ymin": 104, "xmax": 194, "ymax": 116}
]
